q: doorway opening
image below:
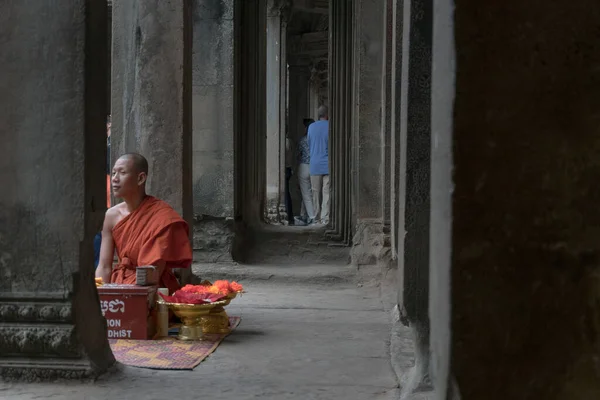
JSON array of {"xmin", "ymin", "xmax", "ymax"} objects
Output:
[{"xmin": 264, "ymin": 0, "xmax": 329, "ymax": 229}]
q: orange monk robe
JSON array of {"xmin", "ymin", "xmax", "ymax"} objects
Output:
[{"xmin": 110, "ymin": 196, "xmax": 192, "ymax": 294}]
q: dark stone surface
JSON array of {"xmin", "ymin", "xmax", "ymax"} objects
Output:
[
  {"xmin": 0, "ymin": 0, "xmax": 114, "ymax": 379},
  {"xmin": 191, "ymin": 0, "xmax": 235, "ymax": 219},
  {"xmin": 233, "ymin": 0, "xmax": 267, "ymax": 227},
  {"xmin": 451, "ymin": 1, "xmax": 600, "ymax": 398}
]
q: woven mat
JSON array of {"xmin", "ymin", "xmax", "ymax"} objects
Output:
[{"xmin": 108, "ymin": 317, "xmax": 241, "ymax": 370}]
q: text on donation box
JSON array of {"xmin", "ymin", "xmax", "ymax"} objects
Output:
[
  {"xmin": 99, "ymin": 295, "xmax": 150, "ymax": 339},
  {"xmin": 100, "ymin": 299, "xmax": 132, "ymax": 338}
]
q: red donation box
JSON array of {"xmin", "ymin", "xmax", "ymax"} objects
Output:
[{"xmin": 97, "ymin": 284, "xmax": 157, "ymax": 340}]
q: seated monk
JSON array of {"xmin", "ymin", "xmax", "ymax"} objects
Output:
[{"xmin": 95, "ymin": 153, "xmax": 192, "ymax": 294}]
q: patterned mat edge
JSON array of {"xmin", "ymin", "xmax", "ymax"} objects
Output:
[{"xmin": 112, "ymin": 316, "xmax": 241, "ymax": 371}]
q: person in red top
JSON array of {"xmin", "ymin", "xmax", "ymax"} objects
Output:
[{"xmin": 95, "ymin": 153, "xmax": 192, "ymax": 294}]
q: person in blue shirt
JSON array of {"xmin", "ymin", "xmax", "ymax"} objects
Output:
[
  {"xmin": 307, "ymin": 106, "xmax": 330, "ymax": 224},
  {"xmin": 296, "ymin": 118, "xmax": 316, "ymax": 225}
]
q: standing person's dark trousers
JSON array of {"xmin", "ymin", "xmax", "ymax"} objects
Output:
[
  {"xmin": 93, "ymin": 232, "xmax": 102, "ymax": 269},
  {"xmin": 285, "ymin": 167, "xmax": 294, "ymax": 225}
]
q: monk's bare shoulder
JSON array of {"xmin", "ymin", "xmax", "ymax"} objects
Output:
[{"xmin": 104, "ymin": 203, "xmax": 127, "ymax": 231}]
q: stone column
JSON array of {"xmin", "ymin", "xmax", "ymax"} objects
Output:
[
  {"xmin": 0, "ymin": 0, "xmax": 114, "ymax": 379},
  {"xmin": 111, "ymin": 0, "xmax": 193, "ymax": 224},
  {"xmin": 111, "ymin": 0, "xmax": 193, "ymax": 281},
  {"xmin": 190, "ymin": 0, "xmax": 235, "ymax": 263},
  {"xmin": 396, "ymin": 0, "xmax": 433, "ymax": 396},
  {"xmin": 380, "ymin": 0, "xmax": 394, "ymax": 256},
  {"xmin": 350, "ymin": 0, "xmax": 385, "ymax": 266},
  {"xmin": 429, "ymin": 0, "xmax": 453, "ymax": 396},
  {"xmin": 446, "ymin": 0, "xmax": 600, "ymax": 398},
  {"xmin": 233, "ymin": 0, "xmax": 267, "ymax": 233},
  {"xmin": 265, "ymin": 0, "xmax": 288, "ymax": 223},
  {"xmin": 327, "ymin": 0, "xmax": 354, "ymax": 244},
  {"xmin": 390, "ymin": 0, "xmax": 405, "ymax": 260}
]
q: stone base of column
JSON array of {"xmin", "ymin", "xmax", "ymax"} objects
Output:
[
  {"xmin": 264, "ymin": 199, "xmax": 281, "ymax": 224},
  {"xmin": 0, "ymin": 302, "xmax": 113, "ymax": 381},
  {"xmin": 193, "ymin": 219, "xmax": 235, "ymax": 263},
  {"xmin": 351, "ymin": 219, "xmax": 388, "ymax": 265},
  {"xmin": 1, "ymin": 357, "xmax": 95, "ymax": 381}
]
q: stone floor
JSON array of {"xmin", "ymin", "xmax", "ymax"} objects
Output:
[{"xmin": 0, "ymin": 263, "xmax": 413, "ymax": 400}]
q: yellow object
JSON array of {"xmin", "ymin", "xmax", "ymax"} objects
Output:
[
  {"xmin": 201, "ymin": 292, "xmax": 238, "ymax": 334},
  {"xmin": 159, "ymin": 300, "xmax": 227, "ymax": 341}
]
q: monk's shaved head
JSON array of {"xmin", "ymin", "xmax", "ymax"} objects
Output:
[{"xmin": 119, "ymin": 153, "xmax": 149, "ymax": 175}]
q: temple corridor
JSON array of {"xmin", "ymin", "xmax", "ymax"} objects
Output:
[
  {"xmin": 3, "ymin": 0, "xmax": 600, "ymax": 399},
  {"xmin": 0, "ymin": 260, "xmax": 411, "ymax": 400}
]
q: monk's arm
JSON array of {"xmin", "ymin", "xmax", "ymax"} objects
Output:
[{"xmin": 95, "ymin": 210, "xmax": 116, "ymax": 283}]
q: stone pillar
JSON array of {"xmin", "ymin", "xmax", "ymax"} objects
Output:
[
  {"xmin": 390, "ymin": 0, "xmax": 404, "ymax": 260},
  {"xmin": 233, "ymin": 0, "xmax": 267, "ymax": 234},
  {"xmin": 381, "ymin": 0, "xmax": 394, "ymax": 255},
  {"xmin": 111, "ymin": 1, "xmax": 193, "ymax": 280},
  {"xmin": 396, "ymin": 0, "xmax": 433, "ymax": 396},
  {"xmin": 111, "ymin": 0, "xmax": 193, "ymax": 222},
  {"xmin": 350, "ymin": 0, "xmax": 385, "ymax": 265},
  {"xmin": 265, "ymin": 0, "xmax": 288, "ymax": 223},
  {"xmin": 429, "ymin": 0, "xmax": 453, "ymax": 396},
  {"xmin": 445, "ymin": 0, "xmax": 600, "ymax": 398},
  {"xmin": 327, "ymin": 0, "xmax": 354, "ymax": 244},
  {"xmin": 278, "ymin": 28, "xmax": 288, "ymax": 218},
  {"xmin": 0, "ymin": 1, "xmax": 114, "ymax": 379},
  {"xmin": 190, "ymin": 0, "xmax": 235, "ymax": 263}
]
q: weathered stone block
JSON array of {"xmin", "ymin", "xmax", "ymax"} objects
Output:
[{"xmin": 192, "ymin": 218, "xmax": 234, "ymax": 262}]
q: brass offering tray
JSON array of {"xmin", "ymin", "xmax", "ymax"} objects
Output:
[
  {"xmin": 159, "ymin": 300, "xmax": 227, "ymax": 341},
  {"xmin": 200, "ymin": 292, "xmax": 241, "ymax": 335}
]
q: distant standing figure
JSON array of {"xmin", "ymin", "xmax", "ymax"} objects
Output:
[
  {"xmin": 297, "ymin": 118, "xmax": 316, "ymax": 224},
  {"xmin": 307, "ymin": 106, "xmax": 330, "ymax": 224}
]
